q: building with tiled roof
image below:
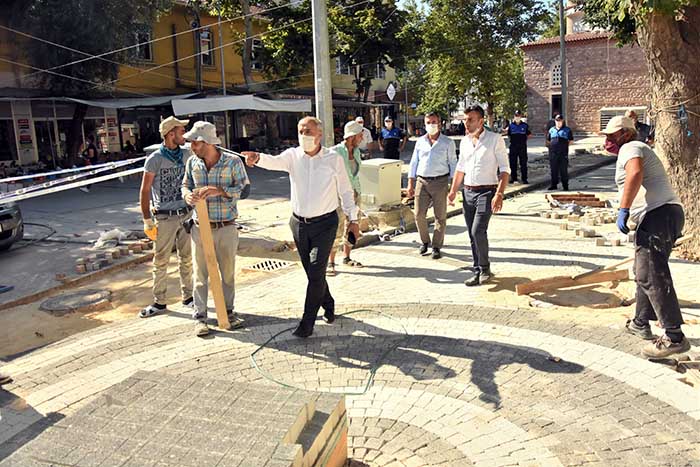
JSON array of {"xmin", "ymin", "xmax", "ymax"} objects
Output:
[{"xmin": 520, "ymin": 4, "xmax": 650, "ymax": 134}]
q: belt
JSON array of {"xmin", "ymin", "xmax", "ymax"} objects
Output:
[
  {"xmin": 464, "ymin": 185, "xmax": 497, "ymax": 191},
  {"xmin": 418, "ymin": 173, "xmax": 449, "ymax": 181},
  {"xmin": 293, "ymin": 210, "xmax": 336, "ymax": 224},
  {"xmin": 153, "ymin": 206, "xmax": 192, "ymax": 216},
  {"xmin": 195, "ymin": 219, "xmax": 236, "ymax": 229}
]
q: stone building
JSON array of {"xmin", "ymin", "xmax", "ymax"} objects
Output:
[{"xmin": 520, "ymin": 9, "xmax": 651, "ymax": 135}]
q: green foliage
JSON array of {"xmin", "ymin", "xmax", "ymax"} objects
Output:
[
  {"xmin": 251, "ymin": 0, "xmax": 414, "ymax": 98},
  {"xmin": 539, "ymin": 1, "xmax": 563, "ymax": 39},
  {"xmin": 579, "ymin": 0, "xmax": 700, "ymax": 45},
  {"xmin": 11, "ymin": 0, "xmax": 173, "ymax": 97},
  {"xmin": 416, "ymin": 0, "xmax": 546, "ymax": 120}
]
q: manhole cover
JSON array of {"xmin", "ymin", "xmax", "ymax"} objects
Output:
[
  {"xmin": 245, "ymin": 259, "xmax": 295, "ymax": 273},
  {"xmin": 40, "ymin": 289, "xmax": 111, "ymax": 316}
]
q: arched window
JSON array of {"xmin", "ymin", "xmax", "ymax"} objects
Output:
[{"xmin": 551, "ymin": 63, "xmax": 562, "ymax": 87}]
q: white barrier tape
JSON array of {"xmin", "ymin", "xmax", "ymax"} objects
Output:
[
  {"xmin": 0, "ymin": 166, "xmax": 144, "ymax": 205},
  {"xmin": 0, "ymin": 158, "xmax": 145, "ymax": 200},
  {"xmin": 0, "ymin": 156, "xmax": 146, "ymax": 184}
]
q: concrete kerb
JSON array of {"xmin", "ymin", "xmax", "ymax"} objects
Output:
[
  {"xmin": 0, "ymin": 252, "xmax": 153, "ymax": 312},
  {"xmin": 356, "ymin": 153, "xmax": 617, "ymax": 249}
]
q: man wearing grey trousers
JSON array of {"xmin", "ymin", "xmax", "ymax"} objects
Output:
[{"xmin": 448, "ymin": 105, "xmax": 510, "ymax": 286}]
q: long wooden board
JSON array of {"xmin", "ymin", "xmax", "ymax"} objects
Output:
[
  {"xmin": 516, "ymin": 269, "xmax": 629, "ymax": 296},
  {"xmin": 195, "ymin": 199, "xmax": 230, "ymax": 329}
]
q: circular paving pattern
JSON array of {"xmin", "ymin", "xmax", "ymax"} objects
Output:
[{"xmin": 2, "ymin": 303, "xmax": 700, "ymax": 467}]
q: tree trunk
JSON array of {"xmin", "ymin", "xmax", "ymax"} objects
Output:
[
  {"xmin": 486, "ymin": 101, "xmax": 495, "ymax": 128},
  {"xmin": 264, "ymin": 112, "xmax": 279, "ymax": 147},
  {"xmin": 636, "ymin": 8, "xmax": 700, "ymax": 258},
  {"xmin": 66, "ymin": 103, "xmax": 88, "ymax": 167},
  {"xmin": 240, "ymin": 0, "xmax": 254, "ymax": 89}
]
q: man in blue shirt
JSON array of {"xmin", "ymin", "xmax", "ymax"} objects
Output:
[
  {"xmin": 407, "ymin": 112, "xmax": 457, "ymax": 259},
  {"xmin": 378, "ymin": 116, "xmax": 407, "ymax": 160},
  {"xmin": 546, "ymin": 115, "xmax": 574, "ymax": 190},
  {"xmin": 504, "ymin": 110, "xmax": 531, "ymax": 184}
]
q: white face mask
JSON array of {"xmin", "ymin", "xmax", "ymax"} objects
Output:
[
  {"xmin": 514, "ymin": 117, "xmax": 522, "ymax": 124},
  {"xmin": 426, "ymin": 123, "xmax": 439, "ymax": 136},
  {"xmin": 299, "ymin": 134, "xmax": 318, "ymax": 153}
]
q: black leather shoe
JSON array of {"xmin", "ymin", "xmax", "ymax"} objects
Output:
[
  {"xmin": 479, "ymin": 270, "xmax": 493, "ymax": 284},
  {"xmin": 547, "ymin": 186, "xmax": 557, "ymax": 191},
  {"xmin": 431, "ymin": 248, "xmax": 442, "ymax": 260},
  {"xmin": 323, "ymin": 310, "xmax": 336, "ymax": 324},
  {"xmin": 419, "ymin": 243, "xmax": 430, "ymax": 255},
  {"xmin": 292, "ymin": 325, "xmax": 313, "ymax": 338},
  {"xmin": 464, "ymin": 274, "xmax": 481, "ymax": 287}
]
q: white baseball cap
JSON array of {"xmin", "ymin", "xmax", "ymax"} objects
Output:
[
  {"xmin": 343, "ymin": 121, "xmax": 363, "ymax": 139},
  {"xmin": 159, "ymin": 116, "xmax": 189, "ymax": 138},
  {"xmin": 183, "ymin": 121, "xmax": 222, "ymax": 145},
  {"xmin": 600, "ymin": 116, "xmax": 636, "ymax": 135},
  {"xmin": 355, "ymin": 116, "xmax": 364, "ymax": 123}
]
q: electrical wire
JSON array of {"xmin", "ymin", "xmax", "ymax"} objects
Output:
[
  {"xmin": 10, "ymin": 222, "xmax": 56, "ymax": 251},
  {"xmin": 250, "ymin": 308, "xmax": 409, "ymax": 395},
  {"xmin": 95, "ymin": 0, "xmax": 374, "ymax": 90},
  {"xmin": 0, "ymin": 0, "xmax": 301, "ymax": 85}
]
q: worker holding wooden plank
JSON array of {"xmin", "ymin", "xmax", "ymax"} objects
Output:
[
  {"xmin": 604, "ymin": 115, "xmax": 689, "ymax": 358},
  {"xmin": 182, "ymin": 122, "xmax": 250, "ymax": 337},
  {"xmin": 243, "ymin": 117, "xmax": 360, "ymax": 339}
]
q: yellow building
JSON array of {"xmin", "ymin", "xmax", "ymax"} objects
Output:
[{"xmin": 0, "ymin": 1, "xmax": 402, "ymax": 166}]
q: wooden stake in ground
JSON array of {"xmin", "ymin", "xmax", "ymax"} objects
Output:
[
  {"xmin": 194, "ymin": 199, "xmax": 230, "ymax": 330},
  {"xmin": 515, "ymin": 269, "xmax": 629, "ymax": 296}
]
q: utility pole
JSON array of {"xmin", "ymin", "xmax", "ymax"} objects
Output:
[
  {"xmin": 311, "ymin": 0, "xmax": 334, "ymax": 146},
  {"xmin": 193, "ymin": 4, "xmax": 203, "ymax": 92},
  {"xmin": 218, "ymin": 3, "xmax": 230, "ymax": 147},
  {"xmin": 403, "ymin": 82, "xmax": 409, "ymax": 134},
  {"xmin": 558, "ymin": 0, "xmax": 567, "ymax": 119}
]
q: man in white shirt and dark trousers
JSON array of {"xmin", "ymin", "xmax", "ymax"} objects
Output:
[
  {"xmin": 448, "ymin": 105, "xmax": 510, "ymax": 286},
  {"xmin": 603, "ymin": 116, "xmax": 689, "ymax": 358},
  {"xmin": 243, "ymin": 117, "xmax": 360, "ymax": 338},
  {"xmin": 407, "ymin": 112, "xmax": 457, "ymax": 259}
]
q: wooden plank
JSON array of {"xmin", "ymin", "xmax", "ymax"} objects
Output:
[
  {"xmin": 571, "ymin": 233, "xmax": 695, "ymax": 281},
  {"xmin": 516, "ymin": 269, "xmax": 629, "ymax": 296},
  {"xmin": 194, "ymin": 199, "xmax": 230, "ymax": 330}
]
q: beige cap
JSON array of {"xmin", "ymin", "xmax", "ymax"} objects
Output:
[
  {"xmin": 600, "ymin": 116, "xmax": 636, "ymax": 135},
  {"xmin": 159, "ymin": 116, "xmax": 189, "ymax": 138},
  {"xmin": 343, "ymin": 121, "xmax": 363, "ymax": 140},
  {"xmin": 183, "ymin": 121, "xmax": 222, "ymax": 145}
]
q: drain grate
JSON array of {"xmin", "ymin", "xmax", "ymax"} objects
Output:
[{"xmin": 245, "ymin": 259, "xmax": 295, "ymax": 272}]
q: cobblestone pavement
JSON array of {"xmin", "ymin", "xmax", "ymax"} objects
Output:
[{"xmin": 1, "ymin": 164, "xmax": 699, "ymax": 467}]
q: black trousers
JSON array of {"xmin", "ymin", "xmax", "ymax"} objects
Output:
[
  {"xmin": 634, "ymin": 204, "xmax": 685, "ymax": 330},
  {"xmin": 548, "ymin": 150, "xmax": 569, "ymax": 188},
  {"xmin": 508, "ymin": 146, "xmax": 528, "ymax": 182},
  {"xmin": 462, "ymin": 188, "xmax": 495, "ymax": 273},
  {"xmin": 290, "ymin": 211, "xmax": 339, "ymax": 332}
]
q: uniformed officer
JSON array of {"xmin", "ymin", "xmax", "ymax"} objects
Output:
[
  {"xmin": 546, "ymin": 115, "xmax": 573, "ymax": 191},
  {"xmin": 378, "ymin": 116, "xmax": 407, "ymax": 160},
  {"xmin": 504, "ymin": 110, "xmax": 531, "ymax": 184}
]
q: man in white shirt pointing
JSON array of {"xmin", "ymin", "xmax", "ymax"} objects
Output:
[
  {"xmin": 243, "ymin": 117, "xmax": 360, "ymax": 338},
  {"xmin": 448, "ymin": 105, "xmax": 510, "ymax": 286}
]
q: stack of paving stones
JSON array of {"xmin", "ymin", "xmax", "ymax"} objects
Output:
[{"xmin": 0, "ymin": 371, "xmax": 347, "ymax": 467}]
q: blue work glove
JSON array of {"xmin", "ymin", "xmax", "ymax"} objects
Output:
[{"xmin": 617, "ymin": 208, "xmax": 630, "ymax": 234}]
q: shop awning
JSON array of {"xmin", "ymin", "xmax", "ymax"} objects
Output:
[
  {"xmin": 171, "ymin": 95, "xmax": 311, "ymax": 116},
  {"xmin": 67, "ymin": 93, "xmax": 198, "ymax": 109}
]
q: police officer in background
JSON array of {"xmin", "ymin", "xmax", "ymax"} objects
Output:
[
  {"xmin": 546, "ymin": 115, "xmax": 574, "ymax": 191},
  {"xmin": 504, "ymin": 110, "xmax": 531, "ymax": 184},
  {"xmin": 379, "ymin": 116, "xmax": 407, "ymax": 160}
]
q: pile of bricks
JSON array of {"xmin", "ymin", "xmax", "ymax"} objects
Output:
[{"xmin": 74, "ymin": 241, "xmax": 152, "ymax": 274}]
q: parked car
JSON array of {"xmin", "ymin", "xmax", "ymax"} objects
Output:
[{"xmin": 0, "ymin": 203, "xmax": 23, "ymax": 251}]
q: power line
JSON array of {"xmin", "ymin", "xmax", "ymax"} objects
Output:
[
  {"xmin": 2, "ymin": 0, "xmax": 300, "ymax": 84},
  {"xmin": 99, "ymin": 0, "xmax": 373, "ymax": 90},
  {"xmin": 0, "ymin": 57, "xmax": 150, "ymax": 98}
]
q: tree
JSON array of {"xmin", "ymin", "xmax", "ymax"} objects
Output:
[
  {"xmin": 418, "ymin": 0, "xmax": 548, "ymax": 126},
  {"xmin": 8, "ymin": 0, "xmax": 172, "ymax": 164},
  {"xmin": 252, "ymin": 0, "xmax": 412, "ymax": 101},
  {"xmin": 581, "ymin": 0, "xmax": 700, "ymax": 257},
  {"xmin": 218, "ymin": 0, "xmax": 257, "ymax": 89}
]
